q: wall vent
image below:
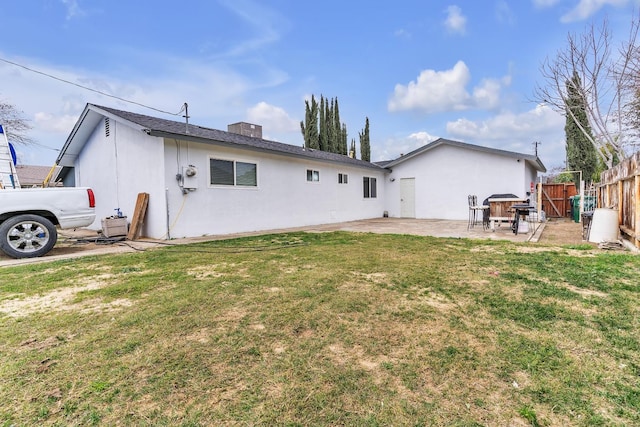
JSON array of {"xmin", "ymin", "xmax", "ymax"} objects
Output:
[{"xmin": 105, "ymin": 118, "xmax": 111, "ymax": 137}]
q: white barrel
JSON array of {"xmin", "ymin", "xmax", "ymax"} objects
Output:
[{"xmin": 588, "ymin": 208, "xmax": 619, "ymax": 243}]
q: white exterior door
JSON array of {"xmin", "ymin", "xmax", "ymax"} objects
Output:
[{"xmin": 400, "ymin": 178, "xmax": 416, "ymax": 218}]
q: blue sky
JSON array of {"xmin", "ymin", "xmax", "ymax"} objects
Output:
[{"xmin": 1, "ymin": 0, "xmax": 638, "ymax": 171}]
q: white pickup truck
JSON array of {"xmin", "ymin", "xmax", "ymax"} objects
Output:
[{"xmin": 0, "ymin": 187, "xmax": 96, "ymax": 258}]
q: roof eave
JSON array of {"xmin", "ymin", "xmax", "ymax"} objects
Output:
[
  {"xmin": 56, "ymin": 104, "xmax": 149, "ymax": 167},
  {"xmin": 56, "ymin": 105, "xmax": 93, "ymax": 166},
  {"xmin": 529, "ymin": 157, "xmax": 547, "ymax": 173},
  {"xmin": 147, "ymin": 129, "xmax": 385, "ymax": 171},
  {"xmin": 385, "ymin": 138, "xmax": 547, "ymax": 172}
]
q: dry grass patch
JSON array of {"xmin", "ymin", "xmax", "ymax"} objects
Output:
[
  {"xmin": 0, "ymin": 281, "xmax": 111, "ymax": 318},
  {"xmin": 0, "ymin": 266, "xmax": 147, "ymax": 317},
  {"xmin": 1, "ymin": 231, "xmax": 638, "ymax": 426},
  {"xmin": 562, "ymin": 283, "xmax": 608, "ymax": 298}
]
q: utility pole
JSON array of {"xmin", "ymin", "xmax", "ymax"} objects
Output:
[
  {"xmin": 533, "ymin": 141, "xmax": 541, "ymax": 156},
  {"xmin": 182, "ymin": 102, "xmax": 190, "ymax": 134}
]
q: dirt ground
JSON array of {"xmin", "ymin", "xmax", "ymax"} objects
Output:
[{"xmin": 536, "ymin": 217, "xmax": 590, "ymax": 246}]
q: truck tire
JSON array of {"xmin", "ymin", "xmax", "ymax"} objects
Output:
[{"xmin": 0, "ymin": 214, "xmax": 58, "ymax": 259}]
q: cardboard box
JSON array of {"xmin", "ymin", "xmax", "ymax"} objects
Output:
[{"xmin": 101, "ymin": 217, "xmax": 128, "ymax": 237}]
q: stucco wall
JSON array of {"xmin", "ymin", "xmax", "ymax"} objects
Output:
[
  {"xmin": 74, "ymin": 119, "xmax": 166, "ymax": 236},
  {"xmin": 524, "ymin": 162, "xmax": 539, "ymax": 200},
  {"xmin": 383, "ymin": 144, "xmax": 534, "ymax": 220},
  {"xmin": 160, "ymin": 140, "xmax": 387, "ymax": 238}
]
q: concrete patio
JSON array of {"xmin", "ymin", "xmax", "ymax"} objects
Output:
[
  {"xmin": 0, "ymin": 217, "xmax": 545, "ymax": 268},
  {"xmin": 296, "ymin": 217, "xmax": 543, "ymax": 242}
]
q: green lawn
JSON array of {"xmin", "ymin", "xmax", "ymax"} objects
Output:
[{"xmin": 1, "ymin": 232, "xmax": 639, "ymax": 426}]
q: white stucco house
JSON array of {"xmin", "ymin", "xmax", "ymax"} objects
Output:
[
  {"xmin": 380, "ymin": 139, "xmax": 546, "ymax": 220},
  {"xmin": 56, "ymin": 104, "xmax": 386, "ymax": 239},
  {"xmin": 55, "ymin": 104, "xmax": 545, "ymax": 239}
]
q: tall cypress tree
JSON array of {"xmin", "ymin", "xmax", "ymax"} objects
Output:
[
  {"xmin": 300, "ymin": 95, "xmax": 319, "ymax": 149},
  {"xmin": 333, "ymin": 98, "xmax": 341, "ymax": 154},
  {"xmin": 319, "ymin": 96, "xmax": 328, "ymax": 152},
  {"xmin": 340, "ymin": 124, "xmax": 347, "ymax": 155},
  {"xmin": 326, "ymin": 99, "xmax": 335, "ymax": 153},
  {"xmin": 359, "ymin": 117, "xmax": 370, "ymax": 162},
  {"xmin": 565, "ymin": 72, "xmax": 597, "ymax": 186},
  {"xmin": 301, "ymin": 94, "xmax": 368, "ymax": 157}
]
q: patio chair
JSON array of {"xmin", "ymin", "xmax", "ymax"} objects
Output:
[{"xmin": 467, "ymin": 195, "xmax": 485, "ymax": 229}]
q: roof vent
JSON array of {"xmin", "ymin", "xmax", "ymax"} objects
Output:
[{"xmin": 228, "ymin": 122, "xmax": 262, "ymax": 139}]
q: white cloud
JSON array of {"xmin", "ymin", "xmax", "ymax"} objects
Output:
[
  {"xmin": 532, "ymin": 0, "xmax": 561, "ymax": 7},
  {"xmin": 34, "ymin": 112, "xmax": 78, "ymax": 133},
  {"xmin": 375, "ymin": 131, "xmax": 439, "ymax": 162},
  {"xmin": 496, "ymin": 1, "xmax": 517, "ymax": 25},
  {"xmin": 444, "ymin": 5, "xmax": 467, "ymax": 35},
  {"xmin": 394, "ymin": 28, "xmax": 412, "ymax": 39},
  {"xmin": 389, "ymin": 61, "xmax": 470, "ymax": 113},
  {"xmin": 217, "ymin": 0, "xmax": 288, "ymax": 57},
  {"xmin": 472, "ymin": 79, "xmax": 503, "ymax": 110},
  {"xmin": 446, "ymin": 104, "xmax": 564, "ymax": 141},
  {"xmin": 0, "ymin": 52, "xmax": 267, "ymax": 165},
  {"xmin": 560, "ymin": 0, "xmax": 629, "ymax": 22},
  {"xmin": 388, "ymin": 61, "xmax": 506, "ymax": 113},
  {"xmin": 533, "ymin": 0, "xmax": 632, "ymax": 22},
  {"xmin": 408, "ymin": 131, "xmax": 439, "ymax": 144},
  {"xmin": 444, "ymin": 104, "xmax": 567, "ymax": 166},
  {"xmin": 246, "ymin": 102, "xmax": 299, "ymax": 133},
  {"xmin": 61, "ymin": 0, "xmax": 84, "ymax": 20}
]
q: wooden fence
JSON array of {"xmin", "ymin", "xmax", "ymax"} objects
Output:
[
  {"xmin": 539, "ymin": 183, "xmax": 577, "ymax": 218},
  {"xmin": 598, "ymin": 151, "xmax": 640, "ymax": 248}
]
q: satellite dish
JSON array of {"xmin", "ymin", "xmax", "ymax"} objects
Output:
[{"xmin": 9, "ymin": 143, "xmax": 17, "ymax": 166}]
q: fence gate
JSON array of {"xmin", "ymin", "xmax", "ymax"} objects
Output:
[{"xmin": 540, "ymin": 183, "xmax": 577, "ymax": 218}]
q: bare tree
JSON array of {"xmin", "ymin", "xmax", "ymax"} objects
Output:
[
  {"xmin": 0, "ymin": 99, "xmax": 33, "ymax": 145},
  {"xmin": 618, "ymin": 16, "xmax": 640, "ymax": 145},
  {"xmin": 534, "ymin": 14, "xmax": 640, "ymax": 169}
]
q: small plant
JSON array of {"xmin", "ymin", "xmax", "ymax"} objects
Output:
[
  {"xmin": 90, "ymin": 381, "xmax": 110, "ymax": 393},
  {"xmin": 518, "ymin": 405, "xmax": 541, "ymax": 427}
]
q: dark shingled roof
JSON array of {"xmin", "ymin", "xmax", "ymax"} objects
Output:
[
  {"xmin": 380, "ymin": 137, "xmax": 546, "ymax": 172},
  {"xmin": 373, "ymin": 160, "xmax": 393, "ymax": 168},
  {"xmin": 92, "ymin": 104, "xmax": 384, "ymax": 171}
]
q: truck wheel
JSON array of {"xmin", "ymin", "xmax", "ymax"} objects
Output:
[{"xmin": 0, "ymin": 214, "xmax": 58, "ymax": 259}]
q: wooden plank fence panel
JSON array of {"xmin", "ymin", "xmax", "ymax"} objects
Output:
[
  {"xmin": 598, "ymin": 151, "xmax": 640, "ymax": 248},
  {"xmin": 540, "ymin": 183, "xmax": 576, "ymax": 218}
]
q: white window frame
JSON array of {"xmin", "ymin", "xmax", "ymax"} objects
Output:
[
  {"xmin": 209, "ymin": 157, "xmax": 258, "ymax": 188},
  {"xmin": 363, "ymin": 176, "xmax": 377, "ymax": 199},
  {"xmin": 306, "ymin": 169, "xmax": 320, "ymax": 183},
  {"xmin": 338, "ymin": 173, "xmax": 348, "ymax": 184}
]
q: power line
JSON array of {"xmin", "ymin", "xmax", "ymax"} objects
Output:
[
  {"xmin": 28, "ymin": 141, "xmax": 60, "ymax": 151},
  {"xmin": 0, "ymin": 56, "xmax": 184, "ymax": 117}
]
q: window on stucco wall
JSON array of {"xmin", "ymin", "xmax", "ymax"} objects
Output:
[
  {"xmin": 210, "ymin": 158, "xmax": 257, "ymax": 187},
  {"xmin": 363, "ymin": 177, "xmax": 377, "ymax": 198},
  {"xmin": 306, "ymin": 169, "xmax": 320, "ymax": 182}
]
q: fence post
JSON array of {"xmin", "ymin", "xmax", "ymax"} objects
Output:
[
  {"xmin": 636, "ymin": 174, "xmax": 640, "ymax": 248},
  {"xmin": 618, "ymin": 180, "xmax": 624, "ymax": 226}
]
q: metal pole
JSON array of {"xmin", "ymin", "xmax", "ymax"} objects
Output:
[
  {"xmin": 579, "ymin": 171, "xmax": 584, "ymax": 221},
  {"xmin": 537, "ymin": 176, "xmax": 543, "ymax": 221},
  {"xmin": 165, "ymin": 188, "xmax": 171, "ymax": 240},
  {"xmin": 183, "ymin": 102, "xmax": 189, "ymax": 134}
]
